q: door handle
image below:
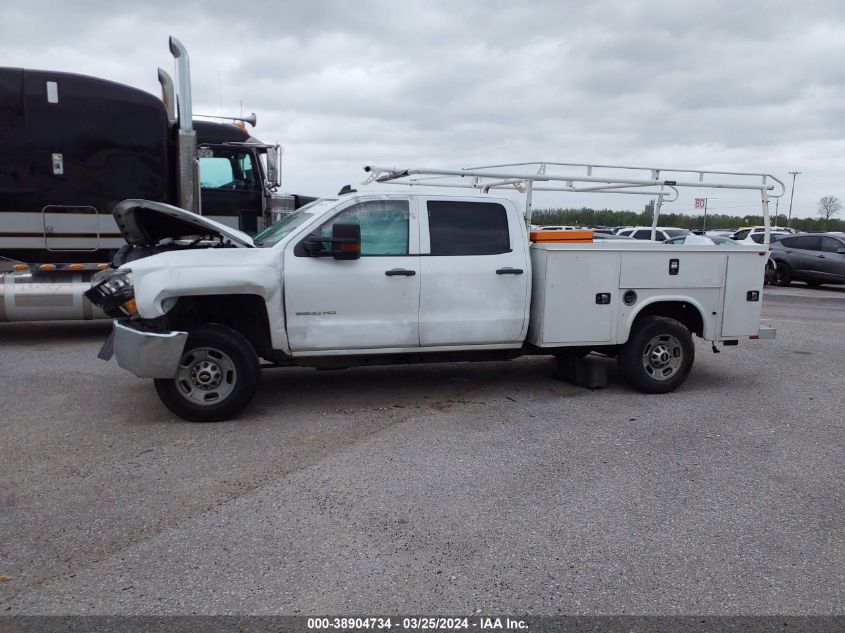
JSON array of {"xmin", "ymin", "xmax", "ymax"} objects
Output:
[
  {"xmin": 385, "ymin": 268, "xmax": 416, "ymax": 276},
  {"xmin": 817, "ymin": 254, "xmax": 826, "ymax": 259},
  {"xmin": 496, "ymin": 267, "xmax": 524, "ymax": 275}
]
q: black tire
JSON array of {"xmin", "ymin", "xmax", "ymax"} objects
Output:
[
  {"xmin": 764, "ymin": 260, "xmax": 776, "ymax": 286},
  {"xmin": 805, "ymin": 280, "xmax": 823, "ymax": 288},
  {"xmin": 154, "ymin": 324, "xmax": 260, "ymax": 422},
  {"xmin": 773, "ymin": 262, "xmax": 791, "ymax": 286},
  {"xmin": 617, "ymin": 316, "xmax": 695, "ymax": 394}
]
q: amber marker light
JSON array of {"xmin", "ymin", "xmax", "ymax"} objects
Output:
[{"xmin": 122, "ymin": 298, "xmax": 138, "ymax": 316}]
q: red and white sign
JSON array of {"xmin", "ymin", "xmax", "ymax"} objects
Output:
[{"xmin": 695, "ymin": 198, "xmax": 706, "ymax": 209}]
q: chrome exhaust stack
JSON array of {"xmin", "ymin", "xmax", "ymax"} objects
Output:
[
  {"xmin": 169, "ymin": 36, "xmax": 200, "ymax": 214},
  {"xmin": 157, "ymin": 68, "xmax": 176, "ymax": 125}
]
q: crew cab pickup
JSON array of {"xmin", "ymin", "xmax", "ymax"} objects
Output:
[{"xmin": 88, "ymin": 173, "xmax": 777, "ymax": 422}]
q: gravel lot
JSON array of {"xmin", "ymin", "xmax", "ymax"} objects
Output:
[{"xmin": 0, "ymin": 286, "xmax": 842, "ymax": 615}]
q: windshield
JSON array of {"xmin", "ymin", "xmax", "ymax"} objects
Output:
[
  {"xmin": 665, "ymin": 229, "xmax": 690, "ymax": 237},
  {"xmin": 253, "ymin": 199, "xmax": 336, "ymax": 247}
]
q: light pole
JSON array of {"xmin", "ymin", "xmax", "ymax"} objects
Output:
[{"xmin": 787, "ymin": 170, "xmax": 800, "ymax": 229}]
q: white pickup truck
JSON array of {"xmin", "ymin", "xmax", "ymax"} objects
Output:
[{"xmin": 87, "ymin": 162, "xmax": 782, "ymax": 421}]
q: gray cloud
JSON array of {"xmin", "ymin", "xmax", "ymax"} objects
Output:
[{"xmin": 1, "ymin": 0, "xmax": 842, "ymax": 214}]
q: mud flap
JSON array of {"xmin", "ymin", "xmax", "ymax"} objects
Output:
[{"xmin": 97, "ymin": 330, "xmax": 115, "ymax": 361}]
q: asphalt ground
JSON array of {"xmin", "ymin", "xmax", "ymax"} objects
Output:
[{"xmin": 0, "ymin": 285, "xmax": 842, "ymax": 615}]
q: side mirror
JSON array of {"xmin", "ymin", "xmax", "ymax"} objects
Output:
[
  {"xmin": 837, "ymin": 247, "xmax": 845, "ymax": 255},
  {"xmin": 265, "ymin": 145, "xmax": 282, "ymax": 188},
  {"xmin": 301, "ymin": 223, "xmax": 361, "ymax": 260},
  {"xmin": 330, "ymin": 223, "xmax": 361, "ymax": 260}
]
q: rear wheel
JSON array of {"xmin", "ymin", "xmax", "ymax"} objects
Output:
[
  {"xmin": 618, "ymin": 316, "xmax": 694, "ymax": 394},
  {"xmin": 773, "ymin": 262, "xmax": 791, "ymax": 286},
  {"xmin": 154, "ymin": 324, "xmax": 260, "ymax": 422}
]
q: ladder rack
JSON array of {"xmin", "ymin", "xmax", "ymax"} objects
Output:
[{"xmin": 363, "ymin": 161, "xmax": 786, "ymax": 243}]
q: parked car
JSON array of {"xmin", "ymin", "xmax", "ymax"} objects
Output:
[
  {"xmin": 769, "ymin": 232, "xmax": 845, "ymax": 287},
  {"xmin": 738, "ymin": 231, "xmax": 790, "ymax": 245},
  {"xmin": 706, "ymin": 229, "xmax": 736, "ymax": 238},
  {"xmin": 664, "ymin": 234, "xmax": 740, "ymax": 246},
  {"xmin": 616, "ymin": 227, "xmax": 690, "ymax": 241},
  {"xmin": 731, "ymin": 226, "xmax": 796, "ymax": 242}
]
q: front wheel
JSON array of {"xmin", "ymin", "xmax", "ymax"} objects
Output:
[
  {"xmin": 617, "ymin": 316, "xmax": 694, "ymax": 394},
  {"xmin": 154, "ymin": 324, "xmax": 260, "ymax": 422}
]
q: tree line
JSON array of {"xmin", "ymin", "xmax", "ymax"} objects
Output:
[{"xmin": 533, "ymin": 196, "xmax": 844, "ymax": 232}]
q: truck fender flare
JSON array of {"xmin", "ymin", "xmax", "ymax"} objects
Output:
[
  {"xmin": 153, "ymin": 288, "xmax": 270, "ymax": 316},
  {"xmin": 620, "ymin": 295, "xmax": 709, "ymax": 343}
]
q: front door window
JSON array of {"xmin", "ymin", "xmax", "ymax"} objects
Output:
[
  {"xmin": 312, "ymin": 200, "xmax": 409, "ymax": 256},
  {"xmin": 199, "ymin": 152, "xmax": 257, "ymax": 191}
]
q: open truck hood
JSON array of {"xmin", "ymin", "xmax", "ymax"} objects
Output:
[{"xmin": 113, "ymin": 199, "xmax": 254, "ymax": 248}]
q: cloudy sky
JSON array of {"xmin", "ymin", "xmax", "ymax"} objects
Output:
[{"xmin": 3, "ymin": 0, "xmax": 844, "ymax": 219}]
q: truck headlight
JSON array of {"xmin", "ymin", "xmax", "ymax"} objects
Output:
[
  {"xmin": 99, "ymin": 269, "xmax": 133, "ymax": 295},
  {"xmin": 85, "ymin": 268, "xmax": 136, "ymax": 317}
]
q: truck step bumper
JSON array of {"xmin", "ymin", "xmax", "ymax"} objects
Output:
[
  {"xmin": 756, "ymin": 325, "xmax": 777, "ymax": 340},
  {"xmin": 109, "ymin": 319, "xmax": 188, "ymax": 379}
]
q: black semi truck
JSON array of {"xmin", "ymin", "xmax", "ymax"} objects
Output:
[{"xmin": 0, "ymin": 37, "xmax": 313, "ymax": 321}]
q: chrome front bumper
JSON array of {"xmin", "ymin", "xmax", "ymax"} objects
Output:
[{"xmin": 100, "ymin": 320, "xmax": 188, "ymax": 379}]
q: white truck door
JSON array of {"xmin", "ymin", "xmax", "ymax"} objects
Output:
[
  {"xmin": 418, "ymin": 198, "xmax": 529, "ymax": 346},
  {"xmin": 283, "ymin": 197, "xmax": 421, "ymax": 352}
]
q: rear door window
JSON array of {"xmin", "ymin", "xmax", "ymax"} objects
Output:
[
  {"xmin": 427, "ymin": 201, "xmax": 510, "ymax": 255},
  {"xmin": 792, "ymin": 236, "xmax": 821, "ymax": 250}
]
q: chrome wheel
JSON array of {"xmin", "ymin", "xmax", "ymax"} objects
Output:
[
  {"xmin": 642, "ymin": 334, "xmax": 683, "ymax": 381},
  {"xmin": 175, "ymin": 347, "xmax": 237, "ymax": 405}
]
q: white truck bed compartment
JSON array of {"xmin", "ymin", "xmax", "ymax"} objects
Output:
[{"xmin": 527, "ymin": 242, "xmax": 769, "ymax": 347}]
